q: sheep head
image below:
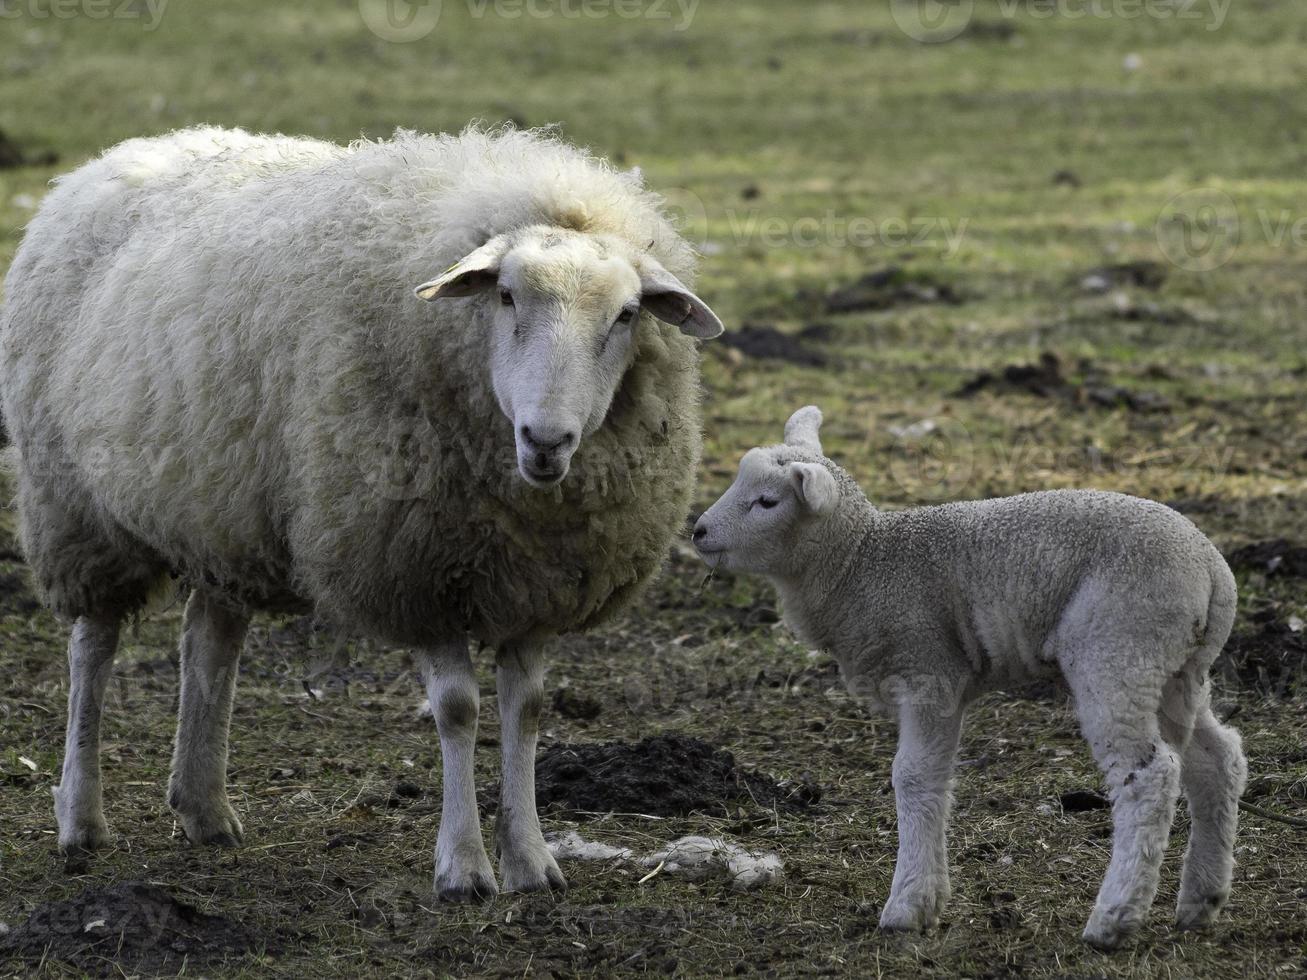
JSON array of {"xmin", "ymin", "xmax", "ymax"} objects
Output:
[
  {"xmin": 415, "ymin": 226, "xmax": 722, "ymax": 488},
  {"xmin": 692, "ymin": 405, "xmax": 838, "ymax": 574}
]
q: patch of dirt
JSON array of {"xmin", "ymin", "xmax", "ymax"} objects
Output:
[
  {"xmin": 1227, "ymin": 539, "xmax": 1307, "ymax": 579},
  {"xmin": 824, "ymin": 266, "xmax": 965, "ymax": 313},
  {"xmin": 0, "ymin": 129, "xmax": 58, "ymax": 169},
  {"xmin": 0, "ymin": 881, "xmax": 267, "ymax": 975},
  {"xmin": 1217, "ymin": 607, "xmax": 1307, "ymax": 696},
  {"xmin": 719, "ymin": 323, "xmax": 827, "ymax": 367},
  {"xmin": 552, "ymin": 686, "xmax": 603, "ymax": 721},
  {"xmin": 517, "ymin": 734, "xmax": 821, "ymax": 818},
  {"xmin": 1078, "ymin": 260, "xmax": 1168, "ymax": 293},
  {"xmin": 953, "ymin": 351, "xmax": 1171, "ymax": 412},
  {"xmin": 1059, "ymin": 789, "xmax": 1110, "ymax": 812}
]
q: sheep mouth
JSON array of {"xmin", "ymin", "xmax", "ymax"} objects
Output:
[
  {"xmin": 519, "ymin": 460, "xmax": 568, "ymax": 488},
  {"xmin": 694, "ymin": 546, "xmax": 726, "ymax": 567}
]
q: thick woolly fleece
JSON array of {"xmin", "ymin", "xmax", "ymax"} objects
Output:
[
  {"xmin": 0, "ymin": 126, "xmax": 702, "ymax": 646},
  {"xmin": 695, "ymin": 408, "xmax": 1247, "ymax": 949}
]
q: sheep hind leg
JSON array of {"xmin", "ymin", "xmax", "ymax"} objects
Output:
[
  {"xmin": 1175, "ymin": 700, "xmax": 1246, "ymax": 930},
  {"xmin": 1068, "ymin": 656, "xmax": 1182, "ymax": 951},
  {"xmin": 54, "ymin": 614, "xmax": 122, "ymax": 853},
  {"xmin": 494, "ymin": 643, "xmax": 565, "ymax": 894},
  {"xmin": 418, "ymin": 640, "xmax": 497, "ymax": 902},
  {"xmin": 168, "ymin": 590, "xmax": 250, "ymax": 846}
]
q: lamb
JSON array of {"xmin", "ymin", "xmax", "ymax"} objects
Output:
[
  {"xmin": 691, "ymin": 406, "xmax": 1247, "ymax": 950},
  {"xmin": 0, "ymin": 125, "xmax": 723, "ymax": 901}
]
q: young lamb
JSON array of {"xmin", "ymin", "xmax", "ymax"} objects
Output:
[
  {"xmin": 0, "ymin": 125, "xmax": 723, "ymax": 901},
  {"xmin": 692, "ymin": 406, "xmax": 1247, "ymax": 950}
]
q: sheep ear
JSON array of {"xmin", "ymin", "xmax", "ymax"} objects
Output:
[
  {"xmin": 638, "ymin": 259, "xmax": 723, "ymax": 339},
  {"xmin": 784, "ymin": 405, "xmax": 823, "ymax": 453},
  {"xmin": 789, "ymin": 462, "xmax": 837, "ymax": 516},
  {"xmin": 414, "ymin": 238, "xmax": 505, "ymax": 300}
]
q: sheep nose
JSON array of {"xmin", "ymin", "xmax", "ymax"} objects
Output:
[
  {"xmin": 520, "ymin": 424, "xmax": 575, "ymax": 453},
  {"xmin": 692, "ymin": 522, "xmax": 708, "ymax": 543}
]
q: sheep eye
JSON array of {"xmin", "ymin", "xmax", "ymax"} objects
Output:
[
  {"xmin": 753, "ymin": 496, "xmax": 778, "ymax": 510},
  {"xmin": 500, "ymin": 289, "xmax": 514, "ymax": 307},
  {"xmin": 616, "ymin": 306, "xmax": 637, "ymax": 326}
]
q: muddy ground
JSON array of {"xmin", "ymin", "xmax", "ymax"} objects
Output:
[{"xmin": 1, "ymin": 539, "xmax": 1304, "ymax": 978}]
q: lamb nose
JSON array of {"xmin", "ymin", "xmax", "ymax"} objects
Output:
[{"xmin": 692, "ymin": 524, "xmax": 707, "ymax": 543}]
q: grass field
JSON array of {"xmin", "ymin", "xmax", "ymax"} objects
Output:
[{"xmin": 1, "ymin": 0, "xmax": 1305, "ymax": 976}]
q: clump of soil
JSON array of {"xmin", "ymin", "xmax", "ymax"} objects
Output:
[
  {"xmin": 522, "ymin": 734, "xmax": 820, "ymax": 818},
  {"xmin": 0, "ymin": 129, "xmax": 58, "ymax": 169},
  {"xmin": 1227, "ymin": 539, "xmax": 1307, "ymax": 579},
  {"xmin": 825, "ymin": 266, "xmax": 965, "ymax": 313},
  {"xmin": 552, "ymin": 686, "xmax": 603, "ymax": 721},
  {"xmin": 1059, "ymin": 789, "xmax": 1110, "ymax": 812},
  {"xmin": 1217, "ymin": 608, "xmax": 1307, "ymax": 696},
  {"xmin": 1078, "ymin": 260, "xmax": 1168, "ymax": 293},
  {"xmin": 0, "ymin": 881, "xmax": 266, "ymax": 974},
  {"xmin": 953, "ymin": 351, "xmax": 1170, "ymax": 412},
  {"xmin": 720, "ymin": 323, "xmax": 827, "ymax": 367}
]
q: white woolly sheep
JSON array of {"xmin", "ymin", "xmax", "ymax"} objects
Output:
[
  {"xmin": 0, "ymin": 125, "xmax": 723, "ymax": 900},
  {"xmin": 692, "ymin": 406, "xmax": 1247, "ymax": 950}
]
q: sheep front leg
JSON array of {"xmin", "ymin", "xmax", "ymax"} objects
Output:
[
  {"xmin": 168, "ymin": 591, "xmax": 249, "ymax": 846},
  {"xmin": 879, "ymin": 700, "xmax": 962, "ymax": 933},
  {"xmin": 418, "ymin": 641, "xmax": 497, "ymax": 901},
  {"xmin": 494, "ymin": 644, "xmax": 566, "ymax": 894},
  {"xmin": 54, "ymin": 614, "xmax": 122, "ymax": 853}
]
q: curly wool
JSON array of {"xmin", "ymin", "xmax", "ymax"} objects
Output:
[{"xmin": 0, "ymin": 126, "xmax": 703, "ymax": 645}]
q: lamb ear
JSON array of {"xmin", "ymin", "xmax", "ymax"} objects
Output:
[
  {"xmin": 414, "ymin": 238, "xmax": 506, "ymax": 300},
  {"xmin": 638, "ymin": 259, "xmax": 723, "ymax": 339},
  {"xmin": 789, "ymin": 462, "xmax": 837, "ymax": 516},
  {"xmin": 784, "ymin": 405, "xmax": 823, "ymax": 453}
]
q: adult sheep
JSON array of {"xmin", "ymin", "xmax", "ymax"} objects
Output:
[{"xmin": 0, "ymin": 125, "xmax": 723, "ymax": 900}]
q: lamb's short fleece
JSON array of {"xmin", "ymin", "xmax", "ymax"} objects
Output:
[{"xmin": 692, "ymin": 406, "xmax": 1246, "ymax": 950}]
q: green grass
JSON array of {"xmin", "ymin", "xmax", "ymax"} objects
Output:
[{"xmin": 2, "ymin": 1, "xmax": 1306, "ymax": 977}]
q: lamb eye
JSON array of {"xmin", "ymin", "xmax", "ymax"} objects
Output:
[
  {"xmin": 616, "ymin": 307, "xmax": 637, "ymax": 325},
  {"xmin": 500, "ymin": 289, "xmax": 514, "ymax": 307},
  {"xmin": 753, "ymin": 496, "xmax": 778, "ymax": 510}
]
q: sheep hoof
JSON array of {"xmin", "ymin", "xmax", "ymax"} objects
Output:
[
  {"xmin": 175, "ymin": 805, "xmax": 244, "ymax": 848},
  {"xmin": 436, "ymin": 868, "xmax": 499, "ymax": 903},
  {"xmin": 500, "ymin": 849, "xmax": 568, "ymax": 895},
  {"xmin": 1175, "ymin": 893, "xmax": 1225, "ymax": 931}
]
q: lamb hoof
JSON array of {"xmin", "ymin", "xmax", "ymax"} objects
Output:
[
  {"xmin": 1082, "ymin": 907, "xmax": 1142, "ymax": 951},
  {"xmin": 57, "ymin": 820, "xmax": 111, "ymax": 855},
  {"xmin": 878, "ymin": 896, "xmax": 941, "ymax": 933},
  {"xmin": 436, "ymin": 868, "xmax": 499, "ymax": 903},
  {"xmin": 1176, "ymin": 893, "xmax": 1226, "ymax": 931},
  {"xmin": 500, "ymin": 848, "xmax": 568, "ymax": 895}
]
